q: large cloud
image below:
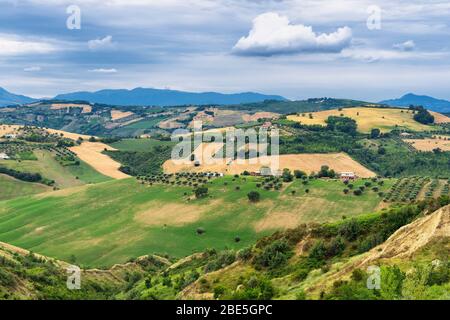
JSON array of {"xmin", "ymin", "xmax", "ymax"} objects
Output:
[{"xmin": 232, "ymin": 12, "xmax": 352, "ymax": 56}]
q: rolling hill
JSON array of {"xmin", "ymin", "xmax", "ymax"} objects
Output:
[
  {"xmin": 54, "ymin": 88, "xmax": 287, "ymax": 107},
  {"xmin": 381, "ymin": 93, "xmax": 450, "ymax": 113},
  {"xmin": 287, "ymin": 107, "xmax": 450, "ymax": 133},
  {"xmin": 0, "ymin": 176, "xmax": 393, "ymax": 267}
]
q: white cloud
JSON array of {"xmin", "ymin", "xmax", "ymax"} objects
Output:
[
  {"xmin": 232, "ymin": 12, "xmax": 352, "ymax": 56},
  {"xmin": 393, "ymin": 40, "xmax": 416, "ymax": 51},
  {"xmin": 24, "ymin": 66, "xmax": 42, "ymax": 72},
  {"xmin": 88, "ymin": 68, "xmax": 118, "ymax": 73},
  {"xmin": 88, "ymin": 35, "xmax": 115, "ymax": 51},
  {"xmin": 0, "ymin": 34, "xmax": 56, "ymax": 56}
]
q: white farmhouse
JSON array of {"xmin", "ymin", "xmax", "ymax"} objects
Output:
[{"xmin": 0, "ymin": 152, "xmax": 10, "ymax": 160}]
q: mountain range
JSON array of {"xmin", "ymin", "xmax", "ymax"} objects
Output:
[
  {"xmin": 0, "ymin": 87, "xmax": 36, "ymax": 106},
  {"xmin": 380, "ymin": 93, "xmax": 450, "ymax": 113},
  {"xmin": 3, "ymin": 86, "xmax": 450, "ymax": 113},
  {"xmin": 0, "ymin": 87, "xmax": 286, "ymax": 107}
]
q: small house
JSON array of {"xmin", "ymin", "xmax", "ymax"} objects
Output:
[
  {"xmin": 340, "ymin": 172, "xmax": 357, "ymax": 181},
  {"xmin": 0, "ymin": 152, "xmax": 10, "ymax": 160}
]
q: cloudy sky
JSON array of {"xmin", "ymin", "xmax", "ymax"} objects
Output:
[{"xmin": 1, "ymin": 0, "xmax": 450, "ymax": 102}]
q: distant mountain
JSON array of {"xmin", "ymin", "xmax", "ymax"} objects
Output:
[
  {"xmin": 54, "ymin": 88, "xmax": 287, "ymax": 107},
  {"xmin": 380, "ymin": 93, "xmax": 450, "ymax": 113},
  {"xmin": 0, "ymin": 87, "xmax": 36, "ymax": 107}
]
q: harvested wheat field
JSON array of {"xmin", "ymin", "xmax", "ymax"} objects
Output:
[
  {"xmin": 46, "ymin": 128, "xmax": 94, "ymax": 141},
  {"xmin": 287, "ymin": 107, "xmax": 444, "ymax": 133},
  {"xmin": 405, "ymin": 137, "xmax": 450, "ymax": 152},
  {"xmin": 430, "ymin": 111, "xmax": 450, "ymax": 124},
  {"xmin": 69, "ymin": 142, "xmax": 130, "ymax": 179},
  {"xmin": 51, "ymin": 103, "xmax": 92, "ymax": 113},
  {"xmin": 0, "ymin": 124, "xmax": 21, "ymax": 136},
  {"xmin": 111, "ymin": 110, "xmax": 134, "ymax": 121},
  {"xmin": 164, "ymin": 152, "xmax": 376, "ymax": 178}
]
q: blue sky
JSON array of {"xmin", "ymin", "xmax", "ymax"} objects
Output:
[{"xmin": 1, "ymin": 0, "xmax": 450, "ymax": 102}]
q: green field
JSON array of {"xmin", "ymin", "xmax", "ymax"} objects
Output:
[
  {"xmin": 109, "ymin": 138, "xmax": 175, "ymax": 152},
  {"xmin": 0, "ymin": 174, "xmax": 50, "ymax": 201},
  {"xmin": 0, "ymin": 176, "xmax": 393, "ymax": 267},
  {"xmin": 0, "ymin": 150, "xmax": 110, "ymax": 188}
]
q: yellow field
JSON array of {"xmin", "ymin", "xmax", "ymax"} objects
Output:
[
  {"xmin": 287, "ymin": 107, "xmax": 448, "ymax": 133},
  {"xmin": 0, "ymin": 124, "xmax": 21, "ymax": 136},
  {"xmin": 163, "ymin": 151, "xmax": 376, "ymax": 178},
  {"xmin": 405, "ymin": 137, "xmax": 450, "ymax": 152},
  {"xmin": 46, "ymin": 128, "xmax": 94, "ymax": 140},
  {"xmin": 111, "ymin": 110, "xmax": 134, "ymax": 121},
  {"xmin": 69, "ymin": 142, "xmax": 130, "ymax": 179}
]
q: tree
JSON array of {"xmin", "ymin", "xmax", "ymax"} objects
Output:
[
  {"xmin": 247, "ymin": 191, "xmax": 261, "ymax": 203},
  {"xmin": 326, "ymin": 116, "xmax": 357, "ymax": 135},
  {"xmin": 194, "ymin": 186, "xmax": 208, "ymax": 198},
  {"xmin": 294, "ymin": 170, "xmax": 307, "ymax": 179},
  {"xmin": 413, "ymin": 106, "xmax": 434, "ymax": 124},
  {"xmin": 282, "ymin": 169, "xmax": 293, "ymax": 182},
  {"xmin": 370, "ymin": 128, "xmax": 381, "ymax": 139}
]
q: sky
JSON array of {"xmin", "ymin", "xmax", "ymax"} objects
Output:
[{"xmin": 0, "ymin": 0, "xmax": 450, "ymax": 102}]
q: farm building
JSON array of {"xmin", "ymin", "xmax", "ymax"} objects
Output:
[
  {"xmin": 340, "ymin": 171, "xmax": 357, "ymax": 181},
  {"xmin": 0, "ymin": 152, "xmax": 10, "ymax": 160}
]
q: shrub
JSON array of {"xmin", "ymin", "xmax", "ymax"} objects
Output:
[{"xmin": 247, "ymin": 191, "xmax": 261, "ymax": 203}]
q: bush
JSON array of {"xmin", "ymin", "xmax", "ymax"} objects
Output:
[
  {"xmin": 194, "ymin": 186, "xmax": 208, "ymax": 199},
  {"xmin": 247, "ymin": 191, "xmax": 261, "ymax": 203},
  {"xmin": 253, "ymin": 240, "xmax": 291, "ymax": 270}
]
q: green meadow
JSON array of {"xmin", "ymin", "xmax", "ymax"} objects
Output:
[
  {"xmin": 109, "ymin": 138, "xmax": 175, "ymax": 152},
  {"xmin": 0, "ymin": 174, "xmax": 50, "ymax": 201},
  {"xmin": 0, "ymin": 150, "xmax": 110, "ymax": 188},
  {"xmin": 0, "ymin": 176, "xmax": 394, "ymax": 267}
]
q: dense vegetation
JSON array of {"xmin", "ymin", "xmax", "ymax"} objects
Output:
[
  {"xmin": 223, "ymin": 98, "xmax": 374, "ymax": 114},
  {"xmin": 106, "ymin": 144, "xmax": 173, "ymax": 176}
]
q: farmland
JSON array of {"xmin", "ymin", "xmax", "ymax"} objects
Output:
[
  {"xmin": 0, "ymin": 174, "xmax": 51, "ymax": 201},
  {"xmin": 287, "ymin": 107, "xmax": 448, "ymax": 133},
  {"xmin": 0, "ymin": 149, "xmax": 110, "ymax": 188},
  {"xmin": 404, "ymin": 136, "xmax": 450, "ymax": 152},
  {"xmin": 69, "ymin": 142, "xmax": 130, "ymax": 179},
  {"xmin": 0, "ymin": 176, "xmax": 393, "ymax": 267},
  {"xmin": 163, "ymin": 151, "xmax": 376, "ymax": 178}
]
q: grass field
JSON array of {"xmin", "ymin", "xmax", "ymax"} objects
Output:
[
  {"xmin": 287, "ymin": 107, "xmax": 445, "ymax": 133},
  {"xmin": 109, "ymin": 138, "xmax": 175, "ymax": 152},
  {"xmin": 0, "ymin": 176, "xmax": 393, "ymax": 266},
  {"xmin": 0, "ymin": 150, "xmax": 110, "ymax": 188},
  {"xmin": 0, "ymin": 174, "xmax": 50, "ymax": 201}
]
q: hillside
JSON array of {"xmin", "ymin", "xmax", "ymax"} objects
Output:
[
  {"xmin": 381, "ymin": 93, "xmax": 450, "ymax": 113},
  {"xmin": 178, "ymin": 201, "xmax": 450, "ymax": 300},
  {"xmin": 287, "ymin": 107, "xmax": 449, "ymax": 133},
  {"xmin": 0, "ymin": 194, "xmax": 448, "ymax": 300},
  {"xmin": 0, "ymin": 176, "xmax": 393, "ymax": 267},
  {"xmin": 223, "ymin": 98, "xmax": 376, "ymax": 114},
  {"xmin": 54, "ymin": 88, "xmax": 286, "ymax": 107}
]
